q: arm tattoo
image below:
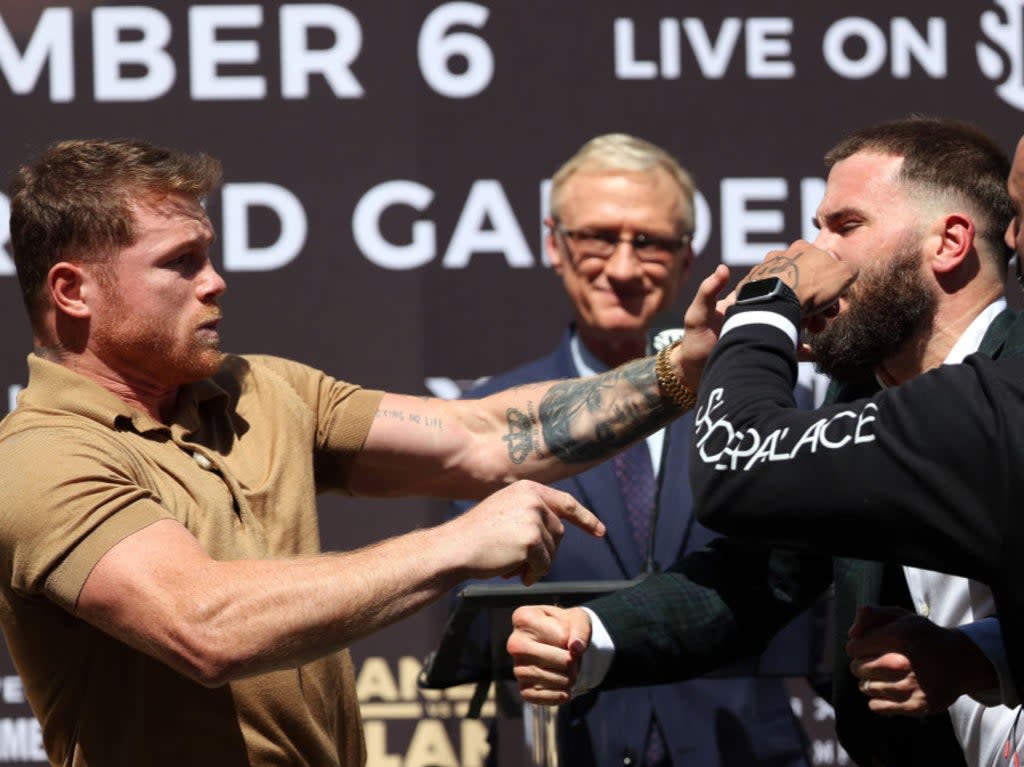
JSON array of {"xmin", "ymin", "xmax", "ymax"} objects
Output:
[
  {"xmin": 746, "ymin": 254, "xmax": 801, "ymax": 288},
  {"xmin": 537, "ymin": 357, "xmax": 678, "ymax": 463},
  {"xmin": 503, "ymin": 407, "xmax": 534, "ymax": 464},
  {"xmin": 374, "ymin": 408, "xmax": 443, "ymax": 430}
]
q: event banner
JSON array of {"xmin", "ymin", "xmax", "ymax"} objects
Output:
[{"xmin": 1, "ymin": 2, "xmax": 1023, "ymax": 764}]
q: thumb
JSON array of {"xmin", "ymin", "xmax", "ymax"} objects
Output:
[
  {"xmin": 685, "ymin": 264, "xmax": 731, "ymax": 332},
  {"xmin": 566, "ymin": 607, "xmax": 594, "ymax": 657}
]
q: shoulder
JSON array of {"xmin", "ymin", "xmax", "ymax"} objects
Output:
[
  {"xmin": 0, "ymin": 407, "xmax": 143, "ymax": 471},
  {"xmin": 223, "ymin": 355, "xmax": 383, "ymax": 442},
  {"xmin": 220, "ymin": 353, "xmax": 371, "ymax": 403},
  {"xmin": 224, "ymin": 353, "xmax": 324, "ymax": 384}
]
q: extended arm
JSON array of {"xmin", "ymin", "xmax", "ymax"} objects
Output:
[
  {"xmin": 76, "ymin": 479, "xmax": 603, "ymax": 687},
  {"xmin": 509, "ymin": 537, "xmax": 832, "ymax": 703},
  {"xmin": 351, "ymin": 267, "xmax": 733, "ymax": 499},
  {"xmin": 353, "ymin": 356, "xmax": 677, "ymax": 498}
]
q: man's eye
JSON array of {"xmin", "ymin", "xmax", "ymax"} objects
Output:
[
  {"xmin": 633, "ymin": 234, "xmax": 662, "ymax": 251},
  {"xmin": 167, "ymin": 253, "xmax": 196, "ymax": 270},
  {"xmin": 582, "ymin": 230, "xmax": 618, "ymax": 246}
]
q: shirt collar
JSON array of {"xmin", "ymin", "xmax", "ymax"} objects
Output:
[
  {"xmin": 20, "ymin": 354, "xmax": 229, "ymax": 435},
  {"xmin": 943, "ymin": 298, "xmax": 1008, "ymax": 365},
  {"xmin": 873, "ymin": 299, "xmax": 1007, "ymax": 389},
  {"xmin": 569, "ymin": 330, "xmax": 608, "ymax": 377}
]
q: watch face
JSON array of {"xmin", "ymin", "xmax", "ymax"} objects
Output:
[
  {"xmin": 650, "ymin": 327, "xmax": 684, "ymax": 353},
  {"xmin": 736, "ymin": 278, "xmax": 784, "ymax": 304}
]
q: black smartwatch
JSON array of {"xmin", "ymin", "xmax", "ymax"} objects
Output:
[{"xmin": 735, "ymin": 277, "xmax": 799, "ymax": 306}]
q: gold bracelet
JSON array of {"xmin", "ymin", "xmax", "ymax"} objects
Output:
[{"xmin": 655, "ymin": 339, "xmax": 697, "ymax": 411}]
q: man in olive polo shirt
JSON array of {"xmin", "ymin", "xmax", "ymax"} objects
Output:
[{"xmin": 0, "ymin": 138, "xmax": 699, "ymax": 766}]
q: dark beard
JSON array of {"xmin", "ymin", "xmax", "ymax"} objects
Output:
[{"xmin": 811, "ymin": 244, "xmax": 937, "ymax": 381}]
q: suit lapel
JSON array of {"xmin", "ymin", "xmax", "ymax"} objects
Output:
[
  {"xmin": 571, "ymin": 410, "xmax": 698, "ymax": 577},
  {"xmin": 550, "ymin": 331, "xmax": 717, "ymax": 575},
  {"xmin": 574, "ymin": 463, "xmax": 645, "ymax": 575},
  {"xmin": 979, "ymin": 307, "xmax": 1021, "ymax": 358}
]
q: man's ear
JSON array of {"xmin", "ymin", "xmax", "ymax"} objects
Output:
[
  {"xmin": 930, "ymin": 213, "xmax": 974, "ymax": 275},
  {"xmin": 48, "ymin": 262, "xmax": 91, "ymax": 319},
  {"xmin": 678, "ymin": 244, "xmax": 695, "ymax": 276},
  {"xmin": 544, "ymin": 217, "xmax": 565, "ymax": 274}
]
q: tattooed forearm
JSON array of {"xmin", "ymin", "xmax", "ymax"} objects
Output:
[{"xmin": 538, "ymin": 356, "xmax": 678, "ymax": 463}]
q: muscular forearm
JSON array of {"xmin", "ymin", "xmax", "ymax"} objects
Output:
[
  {"xmin": 79, "ymin": 519, "xmax": 472, "ymax": 687},
  {"xmin": 355, "ymin": 354, "xmax": 685, "ymax": 499},
  {"xmin": 78, "ymin": 480, "xmax": 592, "ymax": 688},
  {"xmin": 193, "ymin": 526, "xmax": 470, "ymax": 682},
  {"xmin": 495, "ymin": 355, "xmax": 681, "ymax": 468}
]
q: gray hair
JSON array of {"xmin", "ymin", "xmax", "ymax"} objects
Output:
[{"xmin": 550, "ymin": 133, "xmax": 696, "ymax": 234}]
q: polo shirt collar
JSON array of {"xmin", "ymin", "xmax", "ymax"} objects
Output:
[{"xmin": 20, "ymin": 354, "xmax": 229, "ymax": 435}]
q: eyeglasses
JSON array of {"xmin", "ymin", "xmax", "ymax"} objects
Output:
[{"xmin": 553, "ymin": 223, "xmax": 691, "ymax": 265}]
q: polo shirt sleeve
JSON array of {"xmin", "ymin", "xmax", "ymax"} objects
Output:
[
  {"xmin": 244, "ymin": 355, "xmax": 384, "ymax": 492},
  {"xmin": 0, "ymin": 424, "xmax": 171, "ymax": 612}
]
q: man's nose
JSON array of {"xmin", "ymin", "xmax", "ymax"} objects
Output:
[
  {"xmin": 812, "ymin": 230, "xmax": 837, "ymax": 252},
  {"xmin": 603, "ymin": 240, "xmax": 645, "ymax": 280},
  {"xmin": 198, "ymin": 262, "xmax": 227, "ymax": 300}
]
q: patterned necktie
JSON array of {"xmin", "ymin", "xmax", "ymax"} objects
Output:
[
  {"xmin": 644, "ymin": 715, "xmax": 669, "ymax": 767},
  {"xmin": 612, "ymin": 440, "xmax": 656, "ymax": 558}
]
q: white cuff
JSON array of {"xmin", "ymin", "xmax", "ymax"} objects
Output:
[
  {"xmin": 572, "ymin": 607, "xmax": 616, "ymax": 696},
  {"xmin": 721, "ymin": 310, "xmax": 799, "ymax": 348}
]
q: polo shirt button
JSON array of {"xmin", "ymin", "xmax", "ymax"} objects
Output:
[{"xmin": 192, "ymin": 451, "xmax": 213, "ymax": 470}]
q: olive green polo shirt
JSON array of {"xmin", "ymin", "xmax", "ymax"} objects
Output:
[{"xmin": 0, "ymin": 353, "xmax": 383, "ymax": 766}]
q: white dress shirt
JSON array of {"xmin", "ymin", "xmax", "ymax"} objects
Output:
[{"xmin": 899, "ymin": 298, "xmax": 1019, "ymax": 767}]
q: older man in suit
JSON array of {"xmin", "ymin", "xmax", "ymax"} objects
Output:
[{"xmin": 452, "ymin": 134, "xmax": 816, "ymax": 767}]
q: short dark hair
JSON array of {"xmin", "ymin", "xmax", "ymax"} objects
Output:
[
  {"xmin": 9, "ymin": 138, "xmax": 222, "ymax": 323},
  {"xmin": 825, "ymin": 116, "xmax": 1013, "ymax": 273}
]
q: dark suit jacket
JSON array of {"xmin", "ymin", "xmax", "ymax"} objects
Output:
[
  {"xmin": 824, "ymin": 308, "xmax": 1024, "ymax": 767},
  {"xmin": 590, "ymin": 308, "xmax": 1024, "ymax": 767},
  {"xmin": 452, "ymin": 329, "xmax": 817, "ymax": 767}
]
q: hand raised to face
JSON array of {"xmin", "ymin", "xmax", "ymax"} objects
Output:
[{"xmin": 738, "ymin": 240, "xmax": 859, "ymax": 320}]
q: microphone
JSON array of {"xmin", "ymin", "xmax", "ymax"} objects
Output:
[{"xmin": 642, "ymin": 314, "xmax": 685, "ymax": 576}]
